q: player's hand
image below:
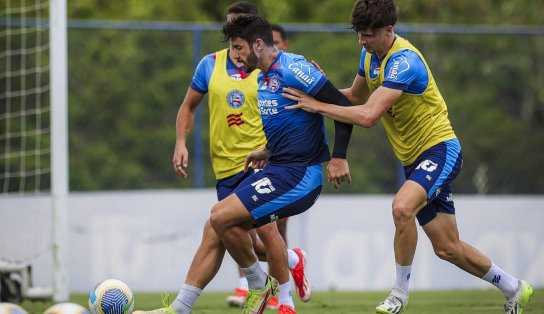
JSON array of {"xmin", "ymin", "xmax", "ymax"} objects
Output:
[
  {"xmin": 244, "ymin": 147, "xmax": 269, "ymax": 172},
  {"xmin": 173, "ymin": 141, "xmax": 189, "ymax": 179},
  {"xmin": 311, "ymin": 60, "xmax": 326, "ymax": 76},
  {"xmin": 283, "ymin": 87, "xmax": 322, "ymax": 113},
  {"xmin": 327, "ymin": 158, "xmax": 352, "ymax": 189}
]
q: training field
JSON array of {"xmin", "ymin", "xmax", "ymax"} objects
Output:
[{"xmin": 20, "ymin": 289, "xmax": 542, "ymax": 314}]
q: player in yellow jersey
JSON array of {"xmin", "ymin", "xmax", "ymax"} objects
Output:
[
  {"xmin": 136, "ymin": 3, "xmax": 308, "ymax": 314},
  {"xmin": 282, "ymin": 1, "xmax": 533, "ymax": 313}
]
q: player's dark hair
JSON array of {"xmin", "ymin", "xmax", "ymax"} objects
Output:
[
  {"xmin": 271, "ymin": 24, "xmax": 287, "ymax": 41},
  {"xmin": 226, "ymin": 1, "xmax": 260, "ymax": 16},
  {"xmin": 223, "ymin": 15, "xmax": 274, "ymax": 47},
  {"xmin": 350, "ymin": 0, "xmax": 398, "ymax": 33}
]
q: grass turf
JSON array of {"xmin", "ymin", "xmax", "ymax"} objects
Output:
[{"xmin": 19, "ymin": 288, "xmax": 542, "ymax": 314}]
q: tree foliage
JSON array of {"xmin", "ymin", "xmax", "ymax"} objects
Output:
[{"xmin": 60, "ymin": 0, "xmax": 544, "ymax": 194}]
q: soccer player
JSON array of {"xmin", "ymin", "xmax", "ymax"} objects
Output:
[
  {"xmin": 271, "ymin": 24, "xmax": 289, "ymax": 51},
  {"xmin": 134, "ymin": 3, "xmax": 307, "ymax": 314},
  {"xmin": 215, "ymin": 14, "xmax": 354, "ymax": 313},
  {"xmin": 282, "ymin": 1, "xmax": 534, "ymax": 313}
]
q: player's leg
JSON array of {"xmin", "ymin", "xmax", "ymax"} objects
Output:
[
  {"xmin": 209, "ymin": 193, "xmax": 279, "ymax": 313},
  {"xmin": 378, "ymin": 140, "xmax": 460, "ymax": 314},
  {"xmin": 215, "ymin": 164, "xmax": 322, "ymax": 313},
  {"xmin": 133, "ymin": 219, "xmax": 226, "ymax": 314},
  {"xmin": 217, "ymin": 170, "xmax": 267, "ymax": 308},
  {"xmin": 277, "ymin": 217, "xmax": 288, "ymax": 245},
  {"xmin": 423, "ymin": 213, "xmax": 533, "ymax": 314},
  {"xmin": 376, "ymin": 180, "xmax": 426, "ymax": 314},
  {"xmin": 422, "ymin": 212, "xmax": 491, "ymax": 276},
  {"xmin": 256, "ymin": 222, "xmax": 294, "ymax": 310}
]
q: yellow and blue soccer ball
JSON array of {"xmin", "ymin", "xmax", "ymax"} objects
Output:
[
  {"xmin": 43, "ymin": 302, "xmax": 90, "ymax": 314},
  {"xmin": 88, "ymin": 279, "xmax": 134, "ymax": 314}
]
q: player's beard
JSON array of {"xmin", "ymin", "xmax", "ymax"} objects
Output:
[{"xmin": 243, "ymin": 50, "xmax": 259, "ymax": 73}]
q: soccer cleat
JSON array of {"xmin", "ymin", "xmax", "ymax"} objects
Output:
[
  {"xmin": 266, "ymin": 295, "xmax": 279, "ymax": 310},
  {"xmin": 132, "ymin": 307, "xmax": 176, "ymax": 314},
  {"xmin": 278, "ymin": 305, "xmax": 297, "ymax": 314},
  {"xmin": 242, "ymin": 276, "xmax": 279, "ymax": 314},
  {"xmin": 504, "ymin": 280, "xmax": 534, "ymax": 314},
  {"xmin": 226, "ymin": 288, "xmax": 248, "ymax": 308},
  {"xmin": 133, "ymin": 293, "xmax": 177, "ymax": 314},
  {"xmin": 376, "ymin": 294, "xmax": 407, "ymax": 314},
  {"xmin": 290, "ymin": 248, "xmax": 311, "ymax": 302}
]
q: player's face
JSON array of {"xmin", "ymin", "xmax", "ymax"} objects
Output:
[
  {"xmin": 273, "ymin": 30, "xmax": 288, "ymax": 50},
  {"xmin": 357, "ymin": 26, "xmax": 391, "ymax": 55},
  {"xmin": 230, "ymin": 37, "xmax": 259, "ymax": 72}
]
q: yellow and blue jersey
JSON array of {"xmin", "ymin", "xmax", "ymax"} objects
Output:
[
  {"xmin": 191, "ymin": 48, "xmax": 266, "ymax": 179},
  {"xmin": 359, "ymin": 35, "xmax": 457, "ymax": 166},
  {"xmin": 258, "ymin": 51, "xmax": 330, "ymax": 166}
]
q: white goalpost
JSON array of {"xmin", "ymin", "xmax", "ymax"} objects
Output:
[
  {"xmin": 49, "ymin": 0, "xmax": 69, "ymax": 302},
  {"xmin": 0, "ymin": 0, "xmax": 68, "ymax": 302}
]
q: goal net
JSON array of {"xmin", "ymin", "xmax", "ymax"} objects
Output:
[{"xmin": 1, "ymin": 0, "xmax": 68, "ymax": 302}]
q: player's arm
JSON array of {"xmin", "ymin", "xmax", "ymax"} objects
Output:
[
  {"xmin": 284, "ymin": 85, "xmax": 401, "ymax": 128},
  {"xmin": 173, "ymin": 87, "xmax": 204, "ymax": 178},
  {"xmin": 313, "ymin": 80, "xmax": 354, "ymax": 188},
  {"xmin": 340, "ymin": 74, "xmax": 370, "ymax": 106}
]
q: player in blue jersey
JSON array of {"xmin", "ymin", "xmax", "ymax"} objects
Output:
[
  {"xmin": 218, "ymin": 14, "xmax": 354, "ymax": 313},
  {"xmin": 133, "ymin": 3, "xmax": 310, "ymax": 314},
  {"xmin": 282, "ymin": 1, "xmax": 534, "ymax": 314}
]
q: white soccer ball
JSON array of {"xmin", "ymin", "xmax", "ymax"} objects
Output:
[
  {"xmin": 0, "ymin": 303, "xmax": 28, "ymax": 314},
  {"xmin": 43, "ymin": 302, "xmax": 90, "ymax": 314},
  {"xmin": 88, "ymin": 279, "xmax": 134, "ymax": 314}
]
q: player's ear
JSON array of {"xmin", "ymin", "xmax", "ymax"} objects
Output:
[{"xmin": 254, "ymin": 38, "xmax": 264, "ymax": 52}]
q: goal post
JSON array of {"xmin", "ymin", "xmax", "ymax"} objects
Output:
[
  {"xmin": 50, "ymin": 0, "xmax": 69, "ymax": 302},
  {"xmin": 0, "ymin": 0, "xmax": 68, "ymax": 302}
]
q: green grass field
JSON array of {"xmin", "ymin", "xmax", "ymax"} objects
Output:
[{"xmin": 18, "ymin": 288, "xmax": 542, "ymax": 314}]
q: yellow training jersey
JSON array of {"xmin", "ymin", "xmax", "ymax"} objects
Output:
[
  {"xmin": 363, "ymin": 36, "xmax": 457, "ymax": 166},
  {"xmin": 207, "ymin": 49, "xmax": 266, "ymax": 179}
]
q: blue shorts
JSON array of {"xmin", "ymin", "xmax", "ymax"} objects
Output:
[
  {"xmin": 216, "ymin": 168, "xmax": 256, "ymax": 201},
  {"xmin": 234, "ymin": 164, "xmax": 323, "ymax": 227},
  {"xmin": 404, "ymin": 139, "xmax": 463, "ymax": 226}
]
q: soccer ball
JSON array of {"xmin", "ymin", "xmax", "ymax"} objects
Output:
[
  {"xmin": 0, "ymin": 303, "xmax": 28, "ymax": 314},
  {"xmin": 88, "ymin": 279, "xmax": 134, "ymax": 314},
  {"xmin": 43, "ymin": 303, "xmax": 90, "ymax": 314}
]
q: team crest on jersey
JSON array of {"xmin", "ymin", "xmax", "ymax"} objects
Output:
[
  {"xmin": 226, "ymin": 89, "xmax": 245, "ymax": 108},
  {"xmin": 268, "ymin": 77, "xmax": 280, "ymax": 92}
]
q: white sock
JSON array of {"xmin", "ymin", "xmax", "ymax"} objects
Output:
[
  {"xmin": 287, "ymin": 249, "xmax": 299, "ymax": 269},
  {"xmin": 482, "ymin": 262, "xmax": 519, "ymax": 299},
  {"xmin": 393, "ymin": 263, "xmax": 411, "ymax": 299},
  {"xmin": 241, "ymin": 260, "xmax": 268, "ymax": 290},
  {"xmin": 170, "ymin": 284, "xmax": 202, "ymax": 314},
  {"xmin": 238, "ymin": 276, "xmax": 249, "ymax": 290},
  {"xmin": 278, "ymin": 281, "xmax": 294, "ymax": 308}
]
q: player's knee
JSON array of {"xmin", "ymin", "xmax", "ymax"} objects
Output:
[
  {"xmin": 209, "ymin": 203, "xmax": 227, "ymax": 235},
  {"xmin": 392, "ymin": 201, "xmax": 415, "ymax": 226}
]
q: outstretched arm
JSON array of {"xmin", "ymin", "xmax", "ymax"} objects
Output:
[
  {"xmin": 173, "ymin": 87, "xmax": 204, "ymax": 178},
  {"xmin": 284, "ymin": 84, "xmax": 401, "ymax": 128}
]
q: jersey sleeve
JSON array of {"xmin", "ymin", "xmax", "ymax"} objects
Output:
[
  {"xmin": 357, "ymin": 49, "xmax": 367, "ymax": 77},
  {"xmin": 283, "ymin": 59, "xmax": 327, "ymax": 97},
  {"xmin": 190, "ymin": 53, "xmax": 216, "ymax": 94},
  {"xmin": 382, "ymin": 50, "xmax": 428, "ymax": 93}
]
